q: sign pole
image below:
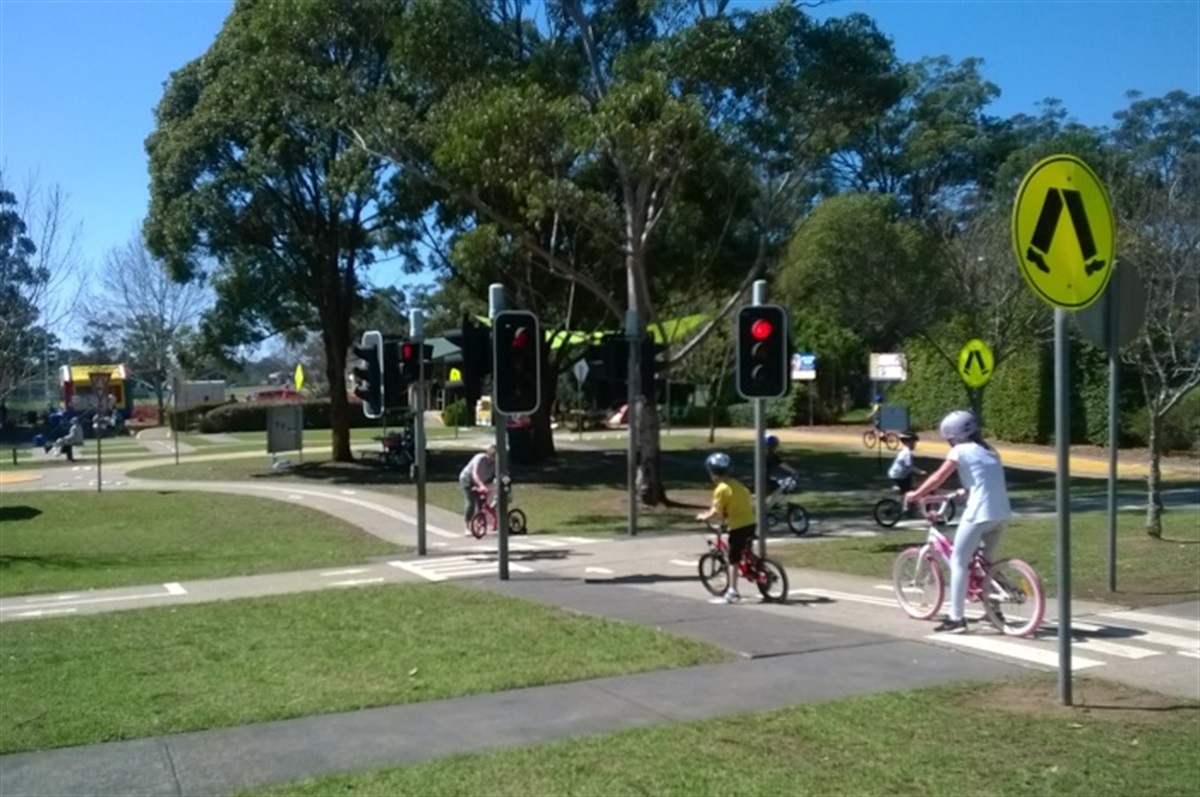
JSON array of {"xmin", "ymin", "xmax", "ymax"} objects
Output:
[
  {"xmin": 1055, "ymin": 308, "xmax": 1073, "ymax": 705},
  {"xmin": 752, "ymin": 280, "xmax": 768, "ymax": 562},
  {"xmin": 1107, "ymin": 267, "xmax": 1120, "ymax": 592},
  {"xmin": 411, "ymin": 310, "xmax": 428, "ymax": 557},
  {"xmin": 490, "ymin": 284, "xmax": 509, "ymax": 581},
  {"xmin": 172, "ymin": 374, "xmax": 180, "ymax": 467}
]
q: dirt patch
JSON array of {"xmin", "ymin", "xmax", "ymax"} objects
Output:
[{"xmin": 973, "ymin": 677, "xmax": 1200, "ymax": 726}]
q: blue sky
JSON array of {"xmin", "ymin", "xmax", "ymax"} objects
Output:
[{"xmin": 2, "ymin": 0, "xmax": 1197, "ymax": 328}]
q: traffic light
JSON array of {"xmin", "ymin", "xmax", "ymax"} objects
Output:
[
  {"xmin": 399, "ymin": 340, "xmax": 433, "ymax": 383},
  {"xmin": 492, "ymin": 310, "xmax": 541, "ymax": 415},
  {"xmin": 600, "ymin": 335, "xmax": 665, "ymax": 400},
  {"xmin": 352, "ymin": 330, "xmax": 384, "ymax": 418},
  {"xmin": 381, "ymin": 340, "xmax": 406, "ymax": 411},
  {"xmin": 736, "ymin": 305, "xmax": 790, "ymax": 398}
]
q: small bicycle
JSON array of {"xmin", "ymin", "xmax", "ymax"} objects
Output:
[
  {"xmin": 891, "ymin": 497, "xmax": 1045, "ymax": 637},
  {"xmin": 765, "ymin": 476, "xmax": 810, "ymax": 536},
  {"xmin": 863, "ymin": 426, "xmax": 900, "ymax": 451},
  {"xmin": 874, "ymin": 490, "xmax": 956, "ymax": 528},
  {"xmin": 469, "ymin": 475, "xmax": 528, "ymax": 539},
  {"xmin": 697, "ymin": 520, "xmax": 790, "ymax": 602}
]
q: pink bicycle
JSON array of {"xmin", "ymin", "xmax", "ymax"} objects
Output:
[
  {"xmin": 469, "ymin": 476, "xmax": 528, "ymax": 539},
  {"xmin": 891, "ymin": 497, "xmax": 1045, "ymax": 637}
]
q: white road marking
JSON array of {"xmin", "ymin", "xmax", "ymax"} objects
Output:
[
  {"xmin": 1072, "ymin": 637, "xmax": 1162, "ymax": 659},
  {"xmin": 21, "ymin": 594, "xmax": 82, "ymax": 604},
  {"xmin": 164, "ymin": 583, "xmax": 187, "ymax": 595},
  {"xmin": 0, "ymin": 585, "xmax": 186, "ymax": 614},
  {"xmin": 387, "ymin": 557, "xmax": 534, "ymax": 583},
  {"xmin": 792, "ymin": 587, "xmax": 896, "ymax": 608},
  {"xmin": 328, "ymin": 578, "xmax": 385, "ymax": 587},
  {"xmin": 929, "ymin": 634, "xmax": 1105, "ymax": 670},
  {"xmin": 1178, "ymin": 650, "xmax": 1200, "ymax": 659},
  {"xmin": 320, "ymin": 568, "xmax": 370, "ymax": 577},
  {"xmin": 585, "ymin": 567, "xmax": 613, "ymax": 574},
  {"xmin": 1097, "ymin": 610, "xmax": 1200, "ymax": 634},
  {"xmin": 12, "ymin": 608, "xmax": 78, "ymax": 618},
  {"xmin": 670, "ymin": 559, "xmax": 697, "ymax": 568}
]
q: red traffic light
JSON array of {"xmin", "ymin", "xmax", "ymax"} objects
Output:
[
  {"xmin": 511, "ymin": 327, "xmax": 531, "ymax": 349},
  {"xmin": 750, "ymin": 319, "xmax": 773, "ymax": 341},
  {"xmin": 402, "ymin": 342, "xmax": 415, "ymax": 359}
]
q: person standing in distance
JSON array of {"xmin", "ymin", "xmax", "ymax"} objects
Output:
[
  {"xmin": 458, "ymin": 444, "xmax": 497, "ymax": 535},
  {"xmin": 696, "ymin": 452, "xmax": 756, "ymax": 604},
  {"xmin": 906, "ymin": 410, "xmax": 1012, "ymax": 634}
]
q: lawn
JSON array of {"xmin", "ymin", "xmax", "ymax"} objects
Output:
[
  {"xmin": 245, "ymin": 676, "xmax": 1200, "ymax": 797},
  {"xmin": 772, "ymin": 510, "xmax": 1200, "ymax": 607},
  {"xmin": 0, "ymin": 584, "xmax": 728, "ymax": 754},
  {"xmin": 0, "ymin": 491, "xmax": 403, "ymax": 596}
]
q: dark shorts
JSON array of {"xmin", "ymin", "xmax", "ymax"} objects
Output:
[
  {"xmin": 893, "ymin": 475, "xmax": 914, "ymax": 493},
  {"xmin": 728, "ymin": 525, "xmax": 756, "ymax": 565}
]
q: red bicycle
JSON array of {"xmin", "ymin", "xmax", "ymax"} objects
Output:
[
  {"xmin": 697, "ymin": 520, "xmax": 790, "ymax": 602},
  {"xmin": 469, "ymin": 476, "xmax": 528, "ymax": 539}
]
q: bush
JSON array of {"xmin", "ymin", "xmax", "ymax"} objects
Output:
[
  {"xmin": 1125, "ymin": 389, "xmax": 1200, "ymax": 454},
  {"xmin": 168, "ymin": 401, "xmax": 232, "ymax": 432},
  {"xmin": 671, "ymin": 404, "xmax": 730, "ymax": 428},
  {"xmin": 442, "ymin": 398, "xmax": 470, "ymax": 428},
  {"xmin": 196, "ymin": 399, "xmax": 396, "ymax": 434}
]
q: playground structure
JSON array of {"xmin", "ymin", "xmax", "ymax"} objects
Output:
[{"xmin": 60, "ymin": 364, "xmax": 134, "ymax": 422}]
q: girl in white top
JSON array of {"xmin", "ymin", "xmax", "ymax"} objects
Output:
[{"xmin": 905, "ymin": 410, "xmax": 1012, "ymax": 634}]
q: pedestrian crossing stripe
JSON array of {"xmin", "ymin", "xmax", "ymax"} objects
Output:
[
  {"xmin": 1097, "ymin": 610, "xmax": 1200, "ymax": 634},
  {"xmin": 387, "ymin": 557, "xmax": 533, "ymax": 582},
  {"xmin": 929, "ymin": 633, "xmax": 1105, "ymax": 671}
]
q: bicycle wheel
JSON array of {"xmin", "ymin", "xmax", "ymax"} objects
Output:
[
  {"xmin": 862, "ymin": 429, "xmax": 878, "ymax": 449},
  {"xmin": 698, "ymin": 552, "xmax": 728, "ymax": 596},
  {"xmin": 892, "ymin": 548, "xmax": 944, "ymax": 619},
  {"xmin": 786, "ymin": 504, "xmax": 810, "ymax": 536},
  {"xmin": 883, "ymin": 432, "xmax": 900, "ymax": 451},
  {"xmin": 765, "ymin": 510, "xmax": 781, "ymax": 529},
  {"xmin": 469, "ymin": 511, "xmax": 490, "ymax": 539},
  {"xmin": 943, "ymin": 497, "xmax": 956, "ymax": 523},
  {"xmin": 873, "ymin": 498, "xmax": 903, "ymax": 528},
  {"xmin": 754, "ymin": 557, "xmax": 790, "ymax": 602},
  {"xmin": 507, "ymin": 509, "xmax": 527, "ymax": 535},
  {"xmin": 983, "ymin": 558, "xmax": 1045, "ymax": 637}
]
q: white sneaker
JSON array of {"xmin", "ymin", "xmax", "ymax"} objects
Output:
[{"xmin": 708, "ymin": 590, "xmax": 741, "ymax": 605}]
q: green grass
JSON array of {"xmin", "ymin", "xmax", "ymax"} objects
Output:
[
  {"xmin": 773, "ymin": 510, "xmax": 1200, "ymax": 607},
  {"xmin": 0, "ymin": 491, "xmax": 403, "ymax": 596},
  {"xmin": 244, "ymin": 675, "xmax": 1200, "ymax": 797},
  {"xmin": 0, "ymin": 584, "xmax": 729, "ymax": 754}
]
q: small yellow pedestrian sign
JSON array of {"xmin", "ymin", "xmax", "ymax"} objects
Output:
[
  {"xmin": 293, "ymin": 364, "xmax": 305, "ymax": 392},
  {"xmin": 1012, "ymin": 154, "xmax": 1115, "ymax": 310},
  {"xmin": 958, "ymin": 339, "xmax": 994, "ymax": 389},
  {"xmin": 448, "ymin": 367, "xmax": 462, "ymax": 384}
]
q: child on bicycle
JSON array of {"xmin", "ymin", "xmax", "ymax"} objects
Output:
[
  {"xmin": 695, "ymin": 452, "xmax": 756, "ymax": 604},
  {"xmin": 905, "ymin": 410, "xmax": 1011, "ymax": 634},
  {"xmin": 764, "ymin": 434, "xmax": 799, "ymax": 505},
  {"xmin": 458, "ymin": 444, "xmax": 497, "ymax": 535},
  {"xmin": 887, "ymin": 431, "xmax": 925, "ymax": 493}
]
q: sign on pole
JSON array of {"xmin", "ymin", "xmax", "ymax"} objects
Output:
[
  {"xmin": 957, "ymin": 339, "xmax": 994, "ymax": 389},
  {"xmin": 1012, "ymin": 155, "xmax": 1116, "ymax": 311},
  {"xmin": 791, "ymin": 353, "xmax": 817, "ymax": 381},
  {"xmin": 293, "ymin": 364, "xmax": 305, "ymax": 392},
  {"xmin": 868, "ymin": 353, "xmax": 907, "ymax": 381}
]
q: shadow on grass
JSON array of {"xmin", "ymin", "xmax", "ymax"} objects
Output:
[{"xmin": 0, "ymin": 506, "xmax": 42, "ymax": 522}]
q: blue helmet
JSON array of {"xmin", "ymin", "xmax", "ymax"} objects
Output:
[{"xmin": 763, "ymin": 434, "xmax": 779, "ymax": 447}]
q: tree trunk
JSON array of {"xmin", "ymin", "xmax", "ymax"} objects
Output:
[
  {"xmin": 324, "ymin": 329, "xmax": 352, "ymax": 462},
  {"xmin": 1145, "ymin": 409, "xmax": 1164, "ymax": 538},
  {"xmin": 637, "ymin": 398, "xmax": 666, "ymax": 505},
  {"xmin": 529, "ymin": 354, "xmax": 558, "ymax": 462}
]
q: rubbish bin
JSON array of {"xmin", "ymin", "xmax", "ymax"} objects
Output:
[{"xmin": 506, "ymin": 426, "xmax": 536, "ymax": 466}]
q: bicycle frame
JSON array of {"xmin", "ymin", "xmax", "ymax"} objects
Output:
[
  {"xmin": 913, "ymin": 522, "xmax": 990, "ymax": 601},
  {"xmin": 707, "ymin": 530, "xmax": 761, "ymax": 580}
]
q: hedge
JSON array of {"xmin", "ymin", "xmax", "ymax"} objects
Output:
[{"xmin": 195, "ymin": 399, "xmax": 410, "ymax": 434}]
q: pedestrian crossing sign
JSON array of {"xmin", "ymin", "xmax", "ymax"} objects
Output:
[
  {"xmin": 1012, "ymin": 155, "xmax": 1115, "ymax": 311},
  {"xmin": 957, "ymin": 339, "xmax": 994, "ymax": 389}
]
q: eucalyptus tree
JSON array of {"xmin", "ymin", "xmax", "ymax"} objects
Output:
[
  {"xmin": 1108, "ymin": 90, "xmax": 1200, "ymax": 537},
  {"xmin": 144, "ymin": 0, "xmax": 415, "ymax": 461},
  {"xmin": 366, "ymin": 0, "xmax": 900, "ymax": 503}
]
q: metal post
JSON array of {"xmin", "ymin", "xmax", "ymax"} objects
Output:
[
  {"xmin": 490, "ymin": 285, "xmax": 509, "ymax": 580},
  {"xmin": 96, "ymin": 426, "xmax": 102, "ymax": 493},
  {"xmin": 1107, "ymin": 269, "xmax": 1120, "ymax": 592},
  {"xmin": 752, "ymin": 280, "xmax": 767, "ymax": 560},
  {"xmin": 1054, "ymin": 308, "xmax": 1072, "ymax": 705},
  {"xmin": 172, "ymin": 375, "xmax": 180, "ymax": 466},
  {"xmin": 411, "ymin": 310, "xmax": 428, "ymax": 557},
  {"xmin": 626, "ymin": 310, "xmax": 640, "ymax": 536}
]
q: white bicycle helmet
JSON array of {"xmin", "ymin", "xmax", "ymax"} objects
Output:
[
  {"xmin": 705, "ymin": 452, "xmax": 731, "ymax": 472},
  {"xmin": 940, "ymin": 410, "xmax": 979, "ymax": 445}
]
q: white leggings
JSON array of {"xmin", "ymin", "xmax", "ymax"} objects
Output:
[{"xmin": 948, "ymin": 519, "xmax": 1005, "ymax": 621}]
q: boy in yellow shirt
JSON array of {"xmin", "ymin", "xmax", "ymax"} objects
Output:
[{"xmin": 696, "ymin": 452, "xmax": 756, "ymax": 604}]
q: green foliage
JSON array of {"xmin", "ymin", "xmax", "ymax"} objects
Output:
[
  {"xmin": 168, "ymin": 401, "xmax": 231, "ymax": 433},
  {"xmin": 441, "ymin": 398, "xmax": 470, "ymax": 428},
  {"xmin": 1126, "ymin": 389, "xmax": 1200, "ymax": 454},
  {"xmin": 195, "ymin": 400, "xmax": 386, "ymax": 434},
  {"xmin": 0, "ymin": 186, "xmax": 47, "ymax": 398}
]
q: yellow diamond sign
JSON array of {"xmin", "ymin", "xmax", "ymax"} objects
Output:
[
  {"xmin": 294, "ymin": 364, "xmax": 305, "ymax": 392},
  {"xmin": 1012, "ymin": 154, "xmax": 1115, "ymax": 311}
]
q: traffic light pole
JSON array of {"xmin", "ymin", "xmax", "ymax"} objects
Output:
[
  {"xmin": 410, "ymin": 310, "xmax": 428, "ymax": 557},
  {"xmin": 626, "ymin": 310, "xmax": 641, "ymax": 537},
  {"xmin": 490, "ymin": 284, "xmax": 510, "ymax": 581},
  {"xmin": 752, "ymin": 280, "xmax": 768, "ymax": 561}
]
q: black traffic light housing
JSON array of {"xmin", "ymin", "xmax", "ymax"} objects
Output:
[
  {"xmin": 443, "ymin": 314, "xmax": 492, "ymax": 399},
  {"xmin": 352, "ymin": 330, "xmax": 384, "ymax": 418},
  {"xmin": 399, "ymin": 340, "xmax": 433, "ymax": 384},
  {"xmin": 736, "ymin": 304, "xmax": 791, "ymax": 399},
  {"xmin": 599, "ymin": 335, "xmax": 665, "ymax": 401},
  {"xmin": 381, "ymin": 339, "xmax": 407, "ymax": 411},
  {"xmin": 492, "ymin": 310, "xmax": 541, "ymax": 415}
]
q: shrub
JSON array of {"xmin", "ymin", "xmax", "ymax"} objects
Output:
[{"xmin": 442, "ymin": 398, "xmax": 470, "ymax": 428}]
